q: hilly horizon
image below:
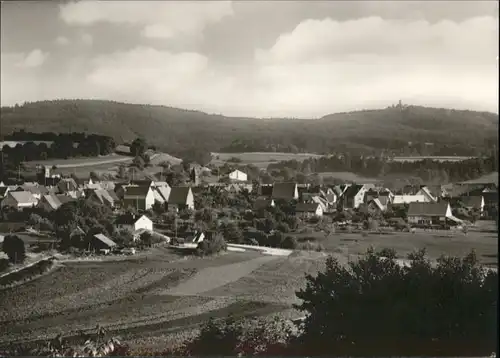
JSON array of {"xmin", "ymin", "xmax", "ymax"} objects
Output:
[{"xmin": 1, "ymin": 99, "xmax": 498, "ymax": 157}]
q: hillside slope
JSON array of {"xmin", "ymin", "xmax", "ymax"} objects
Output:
[{"xmin": 1, "ymin": 100, "xmax": 497, "ymax": 156}]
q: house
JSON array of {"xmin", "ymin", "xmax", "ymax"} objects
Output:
[
  {"xmin": 225, "ymin": 182, "xmax": 253, "ymax": 194},
  {"xmin": 253, "ymin": 198, "xmax": 275, "ymax": 210},
  {"xmin": 155, "ymin": 185, "xmax": 171, "ymax": 202},
  {"xmin": 38, "ymin": 194, "xmax": 62, "ymax": 212},
  {"xmin": 321, "ymin": 188, "xmax": 337, "ymax": 204},
  {"xmin": 91, "ymin": 233, "xmax": 117, "ymax": 252},
  {"xmin": 153, "ymin": 189, "xmax": 166, "ymax": 204},
  {"xmin": 115, "ymin": 144, "xmax": 131, "ymax": 155},
  {"xmin": 130, "ymin": 179, "xmax": 155, "ymax": 188},
  {"xmin": 392, "ymin": 195, "xmax": 427, "ymax": 205},
  {"xmin": 341, "ymin": 184, "xmax": 373, "ymax": 209},
  {"xmin": 228, "ymin": 169, "xmax": 248, "ymax": 182},
  {"xmin": 272, "ymin": 183, "xmax": 299, "ymax": 200},
  {"xmin": 1, "ymin": 191, "xmax": 38, "ymax": 210},
  {"xmin": 168, "ymin": 187, "xmax": 195, "ymax": 210},
  {"xmin": 116, "ymin": 214, "xmax": 153, "ymax": 232},
  {"xmin": 123, "ymin": 186, "xmax": 155, "ymax": 211},
  {"xmin": 367, "ymin": 198, "xmax": 386, "ymax": 215},
  {"xmin": 407, "ymin": 202, "xmax": 453, "ymax": 226},
  {"xmin": 295, "ymin": 202, "xmax": 323, "ymax": 218},
  {"xmin": 106, "ymin": 189, "xmax": 120, "ymax": 204},
  {"xmin": 302, "ymin": 194, "xmax": 328, "ymax": 213},
  {"xmin": 87, "ymin": 189, "xmax": 115, "ymax": 208},
  {"xmin": 459, "ymin": 196, "xmax": 485, "ymax": 213},
  {"xmin": 19, "ymin": 183, "xmax": 49, "ymax": 200},
  {"xmin": 424, "ymin": 185, "xmax": 449, "ymax": 199},
  {"xmin": 416, "ymin": 186, "xmax": 438, "ymax": 203},
  {"xmin": 57, "ymin": 178, "xmax": 79, "ymax": 193},
  {"xmin": 191, "ymin": 231, "xmax": 205, "ymax": 244}
]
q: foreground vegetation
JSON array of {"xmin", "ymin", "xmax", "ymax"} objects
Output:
[{"xmin": 1, "ymin": 249, "xmax": 495, "ymax": 356}]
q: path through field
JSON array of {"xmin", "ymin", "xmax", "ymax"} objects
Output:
[{"xmin": 163, "ymin": 255, "xmax": 278, "ymax": 296}]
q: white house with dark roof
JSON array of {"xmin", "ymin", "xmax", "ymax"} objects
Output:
[
  {"xmin": 116, "ymin": 214, "xmax": 153, "ymax": 232},
  {"xmin": 168, "ymin": 187, "xmax": 195, "ymax": 210},
  {"xmin": 123, "ymin": 185, "xmax": 155, "ymax": 211},
  {"xmin": 295, "ymin": 202, "xmax": 323, "ymax": 218},
  {"xmin": 407, "ymin": 202, "xmax": 452, "ymax": 226}
]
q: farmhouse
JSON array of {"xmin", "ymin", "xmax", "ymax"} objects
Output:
[
  {"xmin": 168, "ymin": 186, "xmax": 195, "ymax": 210},
  {"xmin": 272, "ymin": 183, "xmax": 299, "ymax": 200},
  {"xmin": 295, "ymin": 202, "xmax": 323, "ymax": 218},
  {"xmin": 228, "ymin": 169, "xmax": 248, "ymax": 182},
  {"xmin": 87, "ymin": 189, "xmax": 115, "ymax": 208},
  {"xmin": 123, "ymin": 185, "xmax": 155, "ymax": 211},
  {"xmin": 407, "ymin": 202, "xmax": 452, "ymax": 226},
  {"xmin": 116, "ymin": 214, "xmax": 153, "ymax": 232},
  {"xmin": 341, "ymin": 184, "xmax": 373, "ymax": 209},
  {"xmin": 19, "ymin": 183, "xmax": 49, "ymax": 200},
  {"xmin": 1, "ymin": 191, "xmax": 38, "ymax": 210},
  {"xmin": 38, "ymin": 194, "xmax": 62, "ymax": 212}
]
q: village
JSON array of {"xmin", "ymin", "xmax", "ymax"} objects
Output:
[{"xmin": 0, "ymin": 153, "xmax": 497, "ymax": 261}]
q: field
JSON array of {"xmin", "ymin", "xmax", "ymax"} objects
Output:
[
  {"xmin": 0, "ymin": 226, "xmax": 497, "ymax": 350},
  {"xmin": 316, "ymin": 171, "xmax": 380, "ymax": 183},
  {"xmin": 211, "ymin": 152, "xmax": 322, "ymax": 168}
]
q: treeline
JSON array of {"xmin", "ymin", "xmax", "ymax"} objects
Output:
[
  {"xmin": 1, "ymin": 100, "xmax": 497, "ymax": 157},
  {"xmin": 1, "ymin": 131, "xmax": 116, "ymax": 164},
  {"xmin": 268, "ymin": 155, "xmax": 498, "ymax": 183}
]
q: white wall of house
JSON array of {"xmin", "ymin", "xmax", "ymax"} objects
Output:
[
  {"xmin": 186, "ymin": 188, "xmax": 195, "ymax": 210},
  {"xmin": 145, "ymin": 188, "xmax": 155, "ymax": 210},
  {"xmin": 393, "ymin": 195, "xmax": 427, "ymax": 205},
  {"xmin": 416, "ymin": 188, "xmax": 437, "ymax": 202},
  {"xmin": 353, "ymin": 188, "xmax": 367, "ymax": 208},
  {"xmin": 134, "ymin": 215, "xmax": 153, "ymax": 231},
  {"xmin": 229, "ymin": 170, "xmax": 248, "ymax": 182},
  {"xmin": 315, "ymin": 205, "xmax": 324, "ymax": 217},
  {"xmin": 293, "ymin": 185, "xmax": 299, "ymax": 200}
]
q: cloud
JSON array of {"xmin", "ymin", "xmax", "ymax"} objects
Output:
[
  {"xmin": 9, "ymin": 49, "xmax": 50, "ymax": 68},
  {"xmin": 1, "ymin": 16, "xmax": 498, "ymax": 116},
  {"xmin": 59, "ymin": 1, "xmax": 233, "ymax": 39},
  {"xmin": 81, "ymin": 33, "xmax": 93, "ymax": 46},
  {"xmin": 55, "ymin": 36, "xmax": 70, "ymax": 46}
]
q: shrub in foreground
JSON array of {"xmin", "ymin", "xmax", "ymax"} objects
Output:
[
  {"xmin": 2, "ymin": 235, "xmax": 26, "ymax": 263},
  {"xmin": 196, "ymin": 234, "xmax": 227, "ymax": 256},
  {"xmin": 294, "ymin": 248, "xmax": 498, "ymax": 356},
  {"xmin": 0, "ymin": 258, "xmax": 55, "ymax": 287}
]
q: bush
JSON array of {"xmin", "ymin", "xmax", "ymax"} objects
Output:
[
  {"xmin": 0, "ymin": 258, "xmax": 54, "ymax": 287},
  {"xmin": 196, "ymin": 234, "xmax": 227, "ymax": 256},
  {"xmin": 294, "ymin": 248, "xmax": 498, "ymax": 356},
  {"xmin": 281, "ymin": 236, "xmax": 298, "ymax": 249},
  {"xmin": 0, "ymin": 258, "xmax": 10, "ymax": 272},
  {"xmin": 2, "ymin": 235, "xmax": 26, "ymax": 263}
]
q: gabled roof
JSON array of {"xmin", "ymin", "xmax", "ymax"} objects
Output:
[
  {"xmin": 93, "ymin": 189, "xmax": 115, "ymax": 205},
  {"xmin": 124, "ymin": 185, "xmax": 151, "ymax": 198},
  {"xmin": 296, "ymin": 202, "xmax": 321, "ymax": 213},
  {"xmin": 155, "ymin": 186, "xmax": 171, "ymax": 201},
  {"xmin": 21, "ymin": 184, "xmax": 49, "ymax": 196},
  {"xmin": 7, "ymin": 191, "xmax": 38, "ymax": 205},
  {"xmin": 368, "ymin": 198, "xmax": 385, "ymax": 211},
  {"xmin": 272, "ymin": 182, "xmax": 297, "ymax": 199},
  {"xmin": 153, "ymin": 189, "xmax": 165, "ymax": 203},
  {"xmin": 154, "ymin": 181, "xmax": 170, "ymax": 188},
  {"xmin": 0, "ymin": 187, "xmax": 9, "ymax": 197},
  {"xmin": 408, "ymin": 202, "xmax": 450, "ymax": 217},
  {"xmin": 130, "ymin": 179, "xmax": 154, "ymax": 187},
  {"xmin": 58, "ymin": 178, "xmax": 78, "ymax": 191},
  {"xmin": 107, "ymin": 189, "xmax": 119, "ymax": 202},
  {"xmin": 41, "ymin": 194, "xmax": 62, "ymax": 210},
  {"xmin": 93, "ymin": 233, "xmax": 117, "ymax": 247},
  {"xmin": 168, "ymin": 186, "xmax": 192, "ymax": 205},
  {"xmin": 343, "ymin": 184, "xmax": 365, "ymax": 198},
  {"xmin": 70, "ymin": 226, "xmax": 85, "ymax": 237},
  {"xmin": 259, "ymin": 185, "xmax": 274, "ymax": 197},
  {"xmin": 459, "ymin": 196, "xmax": 483, "ymax": 208}
]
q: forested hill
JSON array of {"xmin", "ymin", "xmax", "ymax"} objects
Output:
[{"xmin": 1, "ymin": 100, "xmax": 497, "ymax": 157}]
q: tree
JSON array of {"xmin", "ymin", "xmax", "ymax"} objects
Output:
[
  {"xmin": 294, "ymin": 248, "xmax": 497, "ymax": 356},
  {"xmin": 2, "ymin": 235, "xmax": 26, "ymax": 263},
  {"xmin": 130, "ymin": 137, "xmax": 147, "ymax": 157},
  {"xmin": 222, "ymin": 222, "xmax": 244, "ymax": 244}
]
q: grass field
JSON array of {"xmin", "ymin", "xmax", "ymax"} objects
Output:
[
  {"xmin": 0, "ymin": 227, "xmax": 497, "ymax": 349},
  {"xmin": 211, "ymin": 152, "xmax": 322, "ymax": 168},
  {"xmin": 316, "ymin": 171, "xmax": 380, "ymax": 183}
]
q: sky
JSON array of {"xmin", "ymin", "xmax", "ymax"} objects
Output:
[{"xmin": 1, "ymin": 1, "xmax": 498, "ymax": 118}]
